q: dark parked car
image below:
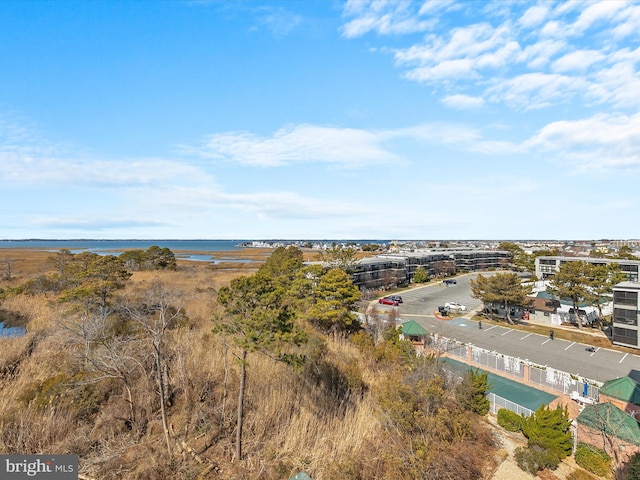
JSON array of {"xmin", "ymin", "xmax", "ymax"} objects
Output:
[
  {"xmin": 378, "ymin": 297, "xmax": 399, "ymax": 306},
  {"xmin": 443, "ymin": 279, "xmax": 457, "ymax": 285},
  {"xmin": 388, "ymin": 295, "xmax": 403, "ymax": 303}
]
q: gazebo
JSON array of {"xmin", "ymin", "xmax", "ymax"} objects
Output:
[{"xmin": 400, "ymin": 320, "xmax": 429, "ymax": 347}]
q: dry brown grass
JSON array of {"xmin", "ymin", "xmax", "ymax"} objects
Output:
[
  {"xmin": 0, "ymin": 249, "xmax": 498, "ymax": 479},
  {"xmin": 0, "ymin": 249, "xmax": 53, "ymax": 279}
]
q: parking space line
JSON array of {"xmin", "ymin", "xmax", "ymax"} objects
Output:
[
  {"xmin": 620, "ymin": 353, "xmax": 629, "ymax": 364},
  {"xmin": 501, "ymin": 329, "xmax": 513, "ymax": 336},
  {"xmin": 591, "ymin": 347, "xmax": 600, "ymax": 357},
  {"xmin": 564, "ymin": 342, "xmax": 575, "ymax": 351},
  {"xmin": 541, "ymin": 339, "xmax": 551, "ymax": 345},
  {"xmin": 485, "ymin": 325, "xmax": 498, "ymax": 331},
  {"xmin": 520, "ymin": 333, "xmax": 533, "ymax": 341}
]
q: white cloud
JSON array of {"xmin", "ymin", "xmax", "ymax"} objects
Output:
[
  {"xmin": 570, "ymin": 0, "xmax": 627, "ymax": 34},
  {"xmin": 518, "ymin": 39, "xmax": 567, "ymax": 69},
  {"xmin": 405, "ymin": 58, "xmax": 476, "ymax": 82},
  {"xmin": 347, "ymin": 0, "xmax": 640, "ymax": 113},
  {"xmin": 418, "ymin": 0, "xmax": 456, "ymax": 16},
  {"xmin": 612, "ymin": 4, "xmax": 640, "ymax": 38},
  {"xmin": 440, "ymin": 94, "xmax": 485, "ymax": 109},
  {"xmin": 0, "ymin": 151, "xmax": 210, "ymax": 187},
  {"xmin": 519, "ymin": 4, "xmax": 550, "ymax": 29},
  {"xmin": 184, "ymin": 124, "xmax": 400, "ymax": 167},
  {"xmin": 551, "ymin": 49, "xmax": 605, "ymax": 73},
  {"xmin": 523, "ymin": 112, "xmax": 640, "ymax": 173},
  {"xmin": 587, "ymin": 61, "xmax": 640, "ymax": 108},
  {"xmin": 487, "ymin": 72, "xmax": 589, "ymax": 109},
  {"xmin": 396, "ymin": 123, "xmax": 481, "ymax": 144},
  {"xmin": 341, "ymin": 0, "xmax": 435, "ymax": 38}
]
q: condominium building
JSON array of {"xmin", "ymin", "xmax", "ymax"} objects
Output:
[
  {"xmin": 349, "ymin": 250, "xmax": 511, "ymax": 290},
  {"xmin": 535, "ymin": 256, "xmax": 640, "ymax": 281},
  {"xmin": 612, "ymin": 281, "xmax": 640, "ymax": 349}
]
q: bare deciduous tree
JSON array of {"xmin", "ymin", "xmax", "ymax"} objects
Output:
[
  {"xmin": 63, "ymin": 310, "xmax": 145, "ymax": 431},
  {"xmin": 124, "ymin": 281, "xmax": 184, "ymax": 455}
]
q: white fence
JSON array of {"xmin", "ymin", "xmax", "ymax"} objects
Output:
[
  {"xmin": 488, "ymin": 392, "xmax": 533, "ymax": 417},
  {"xmin": 429, "ymin": 334, "xmax": 601, "ymax": 401},
  {"xmin": 528, "ymin": 364, "xmax": 600, "ymax": 401}
]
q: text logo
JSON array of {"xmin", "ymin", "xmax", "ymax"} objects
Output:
[{"xmin": 0, "ymin": 455, "xmax": 78, "ymax": 479}]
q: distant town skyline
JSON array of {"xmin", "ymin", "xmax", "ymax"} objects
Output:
[{"xmin": 1, "ymin": 1, "xmax": 639, "ymax": 240}]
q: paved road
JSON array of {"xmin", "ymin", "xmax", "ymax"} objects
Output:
[{"xmin": 378, "ymin": 275, "xmax": 640, "ymax": 384}]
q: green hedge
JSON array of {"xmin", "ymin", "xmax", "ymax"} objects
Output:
[
  {"xmin": 575, "ymin": 443, "xmax": 611, "ymax": 477},
  {"xmin": 497, "ymin": 408, "xmax": 524, "ymax": 432},
  {"xmin": 514, "ymin": 445, "xmax": 560, "ymax": 474}
]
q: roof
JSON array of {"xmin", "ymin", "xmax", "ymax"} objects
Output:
[
  {"xmin": 526, "ymin": 296, "xmax": 559, "ymax": 313},
  {"xmin": 600, "ymin": 377, "xmax": 640, "ymax": 406},
  {"xmin": 577, "ymin": 402, "xmax": 640, "ymax": 445},
  {"xmin": 401, "ymin": 320, "xmax": 428, "ymax": 337},
  {"xmin": 614, "ymin": 281, "xmax": 640, "ymax": 291},
  {"xmin": 536, "ymin": 291, "xmax": 590, "ymax": 308}
]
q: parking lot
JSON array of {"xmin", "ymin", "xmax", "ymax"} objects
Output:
[
  {"xmin": 379, "ymin": 274, "xmax": 485, "ymax": 317},
  {"xmin": 375, "ymin": 274, "xmax": 640, "ymax": 384}
]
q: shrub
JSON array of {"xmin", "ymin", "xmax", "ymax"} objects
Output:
[
  {"xmin": 514, "ymin": 445, "xmax": 560, "ymax": 474},
  {"xmin": 497, "ymin": 408, "xmax": 524, "ymax": 432},
  {"xmin": 19, "ymin": 372, "xmax": 108, "ymax": 420},
  {"xmin": 625, "ymin": 452, "xmax": 640, "ymax": 480},
  {"xmin": 575, "ymin": 443, "xmax": 611, "ymax": 477}
]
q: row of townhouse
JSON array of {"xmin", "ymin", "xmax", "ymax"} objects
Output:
[{"xmin": 349, "ymin": 249, "xmax": 512, "ymax": 291}]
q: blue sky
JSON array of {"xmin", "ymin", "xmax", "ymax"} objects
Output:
[{"xmin": 1, "ymin": 0, "xmax": 639, "ymax": 240}]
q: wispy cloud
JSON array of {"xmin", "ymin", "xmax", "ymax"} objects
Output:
[
  {"xmin": 523, "ymin": 112, "xmax": 640, "ymax": 173},
  {"xmin": 440, "ymin": 94, "xmax": 485, "ymax": 109},
  {"xmin": 342, "ymin": 0, "xmax": 640, "ymax": 112},
  {"xmin": 341, "ymin": 0, "xmax": 444, "ymax": 38},
  {"xmin": 0, "ymin": 151, "xmax": 211, "ymax": 188},
  {"xmin": 255, "ymin": 5, "xmax": 302, "ymax": 37},
  {"xmin": 181, "ymin": 124, "xmax": 400, "ymax": 167}
]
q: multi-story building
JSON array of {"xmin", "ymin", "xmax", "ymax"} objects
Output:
[
  {"xmin": 612, "ymin": 281, "xmax": 640, "ymax": 349},
  {"xmin": 349, "ymin": 250, "xmax": 511, "ymax": 290},
  {"xmin": 535, "ymin": 256, "xmax": 640, "ymax": 281}
]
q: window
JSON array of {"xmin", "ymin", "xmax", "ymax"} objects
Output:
[
  {"xmin": 621, "ymin": 264, "xmax": 639, "ymax": 273},
  {"xmin": 614, "ymin": 290, "xmax": 638, "ymax": 306},
  {"xmin": 614, "ymin": 308, "xmax": 638, "ymax": 326},
  {"xmin": 613, "ymin": 327, "xmax": 638, "ymax": 346}
]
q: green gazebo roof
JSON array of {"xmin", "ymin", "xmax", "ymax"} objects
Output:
[
  {"xmin": 401, "ymin": 320, "xmax": 428, "ymax": 337},
  {"xmin": 577, "ymin": 402, "xmax": 640, "ymax": 445},
  {"xmin": 600, "ymin": 377, "xmax": 640, "ymax": 406}
]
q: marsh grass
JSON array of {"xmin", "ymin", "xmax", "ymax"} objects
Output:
[{"xmin": 0, "ymin": 249, "xmax": 497, "ymax": 479}]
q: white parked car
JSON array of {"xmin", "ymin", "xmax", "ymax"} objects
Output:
[{"xmin": 445, "ymin": 302, "xmax": 467, "ymax": 312}]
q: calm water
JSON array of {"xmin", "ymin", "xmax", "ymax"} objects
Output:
[{"xmin": 0, "ymin": 322, "xmax": 26, "ymax": 338}]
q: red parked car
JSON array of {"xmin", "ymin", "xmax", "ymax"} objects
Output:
[{"xmin": 378, "ymin": 297, "xmax": 399, "ymax": 306}]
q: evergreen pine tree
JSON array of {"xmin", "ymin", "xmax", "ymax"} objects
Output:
[
  {"xmin": 523, "ymin": 405, "xmax": 573, "ymax": 460},
  {"xmin": 456, "ymin": 368, "xmax": 491, "ymax": 415}
]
